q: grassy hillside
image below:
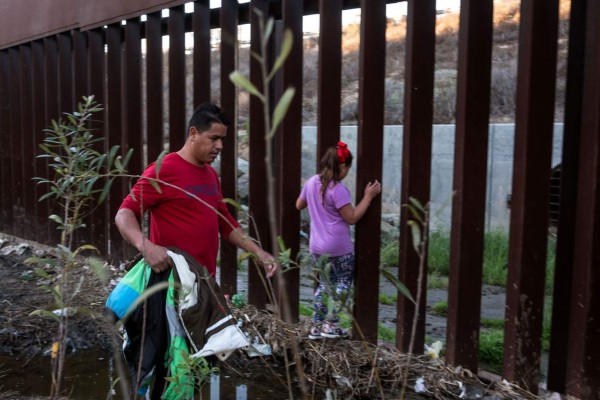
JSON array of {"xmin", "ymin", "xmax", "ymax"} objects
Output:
[{"xmin": 208, "ymin": 0, "xmax": 571, "ymax": 126}]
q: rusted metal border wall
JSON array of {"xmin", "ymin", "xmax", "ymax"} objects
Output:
[{"xmin": 0, "ymin": 0, "xmax": 599, "ymax": 397}]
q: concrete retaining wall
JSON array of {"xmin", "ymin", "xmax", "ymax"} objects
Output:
[{"xmin": 299, "ymin": 123, "xmax": 564, "ymax": 232}]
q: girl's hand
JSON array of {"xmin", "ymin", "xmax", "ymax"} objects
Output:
[{"xmin": 364, "ymin": 179, "xmax": 382, "ymax": 200}]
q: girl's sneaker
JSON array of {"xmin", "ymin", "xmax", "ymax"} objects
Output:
[
  {"xmin": 308, "ymin": 324, "xmax": 323, "ymax": 340},
  {"xmin": 321, "ymin": 322, "xmax": 348, "ymax": 339}
]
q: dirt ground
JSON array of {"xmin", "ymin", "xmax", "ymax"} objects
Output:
[
  {"xmin": 0, "ymin": 239, "xmax": 119, "ymax": 358},
  {"xmin": 0, "ymin": 236, "xmax": 551, "ymax": 400}
]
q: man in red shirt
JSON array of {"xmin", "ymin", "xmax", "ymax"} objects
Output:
[{"xmin": 115, "ymin": 102, "xmax": 277, "ymax": 277}]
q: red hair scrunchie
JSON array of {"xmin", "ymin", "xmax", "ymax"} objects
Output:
[{"xmin": 337, "ymin": 141, "xmax": 350, "ymax": 164}]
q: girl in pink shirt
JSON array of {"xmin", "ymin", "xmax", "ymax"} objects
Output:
[{"xmin": 296, "ymin": 141, "xmax": 381, "ymax": 339}]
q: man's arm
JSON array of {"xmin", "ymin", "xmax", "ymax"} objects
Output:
[
  {"xmin": 227, "ymin": 227, "xmax": 278, "ymax": 278},
  {"xmin": 114, "ymin": 208, "xmax": 171, "ymax": 272}
]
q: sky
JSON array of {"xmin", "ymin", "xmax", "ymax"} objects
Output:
[
  {"xmin": 198, "ymin": 1, "xmax": 462, "ymax": 33},
  {"xmin": 161, "ymin": 1, "xmax": 462, "ymax": 47}
]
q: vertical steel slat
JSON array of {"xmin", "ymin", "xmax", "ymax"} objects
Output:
[
  {"xmin": 44, "ymin": 36, "xmax": 61, "ymax": 245},
  {"xmin": 145, "ymin": 12, "xmax": 164, "ymax": 164},
  {"xmin": 58, "ymin": 32, "xmax": 74, "ymax": 116},
  {"xmin": 445, "ymin": 0, "xmax": 494, "ymax": 372},
  {"xmin": 88, "ymin": 28, "xmax": 108, "ymax": 256},
  {"xmin": 56, "ymin": 32, "xmax": 75, "ymax": 245},
  {"xmin": 32, "ymin": 40, "xmax": 48, "ymax": 244},
  {"xmin": 73, "ymin": 30, "xmax": 88, "ymax": 103},
  {"xmin": 547, "ymin": 0, "xmax": 587, "ymax": 392},
  {"xmin": 502, "ymin": 0, "xmax": 559, "ymax": 392},
  {"xmin": 106, "ymin": 23, "xmax": 125, "ymax": 261},
  {"xmin": 0, "ymin": 50, "xmax": 12, "ymax": 232},
  {"xmin": 317, "ymin": 0, "xmax": 342, "ymax": 161},
  {"xmin": 193, "ymin": 0, "xmax": 211, "ymax": 105},
  {"xmin": 123, "ymin": 18, "xmax": 143, "ymax": 260},
  {"xmin": 72, "ymin": 29, "xmax": 92, "ymax": 249},
  {"xmin": 20, "ymin": 44, "xmax": 37, "ymax": 241},
  {"xmin": 44, "ymin": 37, "xmax": 59, "ymax": 129},
  {"xmin": 565, "ymin": 0, "xmax": 600, "ymax": 397},
  {"xmin": 247, "ymin": 0, "xmax": 269, "ymax": 309},
  {"xmin": 8, "ymin": 47, "xmax": 23, "ymax": 237},
  {"xmin": 55, "ymin": 32, "xmax": 74, "ymax": 242},
  {"xmin": 219, "ymin": 0, "xmax": 239, "ymax": 297},
  {"xmin": 353, "ymin": 0, "xmax": 386, "ymax": 344},
  {"xmin": 277, "ymin": 0, "xmax": 303, "ymax": 323},
  {"xmin": 124, "ymin": 18, "xmax": 143, "ymax": 178},
  {"xmin": 396, "ymin": 0, "xmax": 436, "ymax": 353},
  {"xmin": 169, "ymin": 5, "xmax": 186, "ymax": 151}
]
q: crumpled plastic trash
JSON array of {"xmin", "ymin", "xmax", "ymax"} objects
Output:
[
  {"xmin": 425, "ymin": 340, "xmax": 444, "ymax": 359},
  {"xmin": 52, "ymin": 307, "xmax": 77, "ymax": 317},
  {"xmin": 332, "ymin": 374, "xmax": 352, "ymax": 388},
  {"xmin": 246, "ymin": 336, "xmax": 272, "ymax": 357},
  {"xmin": 247, "ymin": 343, "xmax": 272, "ymax": 357},
  {"xmin": 414, "ymin": 377, "xmax": 427, "ymax": 393},
  {"xmin": 0, "ymin": 242, "xmax": 31, "ymax": 256}
]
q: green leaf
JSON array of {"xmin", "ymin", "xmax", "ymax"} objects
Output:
[
  {"xmin": 34, "ymin": 268, "xmax": 51, "ymax": 279},
  {"xmin": 29, "ymin": 310, "xmax": 60, "ymax": 322},
  {"xmin": 67, "ymin": 114, "xmax": 78, "ymax": 126},
  {"xmin": 149, "ymin": 179, "xmax": 162, "ymax": 193},
  {"xmin": 406, "ymin": 204, "xmax": 424, "ymax": 224},
  {"xmin": 221, "ymin": 197, "xmax": 243, "ymax": 210},
  {"xmin": 122, "ymin": 148, "xmax": 134, "ymax": 171},
  {"xmin": 155, "ymin": 150, "xmax": 168, "ymax": 179},
  {"xmin": 107, "ymin": 146, "xmax": 119, "ymax": 169},
  {"xmin": 83, "ymin": 176, "xmax": 100, "ymax": 195},
  {"xmin": 229, "ymin": 71, "xmax": 265, "ymax": 102},
  {"xmin": 38, "ymin": 192, "xmax": 56, "ymax": 202},
  {"xmin": 70, "ymin": 275, "xmax": 85, "ymax": 299},
  {"xmin": 277, "ymin": 236, "xmax": 287, "ymax": 252},
  {"xmin": 238, "ymin": 252, "xmax": 254, "ymax": 262},
  {"xmin": 49, "ymin": 214, "xmax": 63, "ymax": 225},
  {"xmin": 263, "ymin": 17, "xmax": 274, "ymax": 47},
  {"xmin": 98, "ymin": 178, "xmax": 113, "ymax": 204},
  {"xmin": 73, "ymin": 244, "xmax": 99, "ymax": 256},
  {"xmin": 114, "ymin": 157, "xmax": 123, "ymax": 171},
  {"xmin": 381, "ymin": 268, "xmax": 415, "ymax": 305},
  {"xmin": 268, "ymin": 87, "xmax": 296, "ymax": 139},
  {"xmin": 408, "ymin": 220, "xmax": 422, "ymax": 253},
  {"xmin": 267, "ymin": 29, "xmax": 294, "ymax": 82},
  {"xmin": 409, "ymin": 197, "xmax": 425, "ymax": 213},
  {"xmin": 87, "ymin": 257, "xmax": 108, "ymax": 283}
]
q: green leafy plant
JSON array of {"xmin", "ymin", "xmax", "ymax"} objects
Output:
[
  {"xmin": 399, "ymin": 197, "xmax": 429, "ymax": 400},
  {"xmin": 26, "ymin": 95, "xmax": 131, "ymax": 399},
  {"xmin": 228, "ymin": 9, "xmax": 305, "ymax": 399},
  {"xmin": 379, "ymin": 292, "xmax": 397, "ymax": 306},
  {"xmin": 430, "ymin": 300, "xmax": 448, "ymax": 317},
  {"xmin": 165, "ymin": 352, "xmax": 218, "ymax": 398}
]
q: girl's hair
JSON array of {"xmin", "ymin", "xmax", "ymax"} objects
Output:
[{"xmin": 318, "ymin": 141, "xmax": 353, "ymax": 205}]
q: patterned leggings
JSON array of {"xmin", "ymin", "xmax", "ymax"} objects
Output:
[{"xmin": 311, "ymin": 252, "xmax": 355, "ymax": 324}]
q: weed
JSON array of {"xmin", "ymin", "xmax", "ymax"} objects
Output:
[
  {"xmin": 430, "ymin": 301, "xmax": 448, "ymax": 317},
  {"xmin": 28, "ymin": 96, "xmax": 131, "ymax": 398},
  {"xmin": 481, "ymin": 318, "xmax": 504, "ymax": 329},
  {"xmin": 428, "ymin": 231, "xmax": 451, "ymax": 276},
  {"xmin": 379, "ymin": 293, "xmax": 397, "ymax": 306},
  {"xmin": 479, "ymin": 329, "xmax": 504, "ymax": 374}
]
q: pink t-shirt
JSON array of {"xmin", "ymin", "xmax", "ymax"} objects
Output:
[
  {"xmin": 120, "ymin": 153, "xmax": 239, "ymax": 276},
  {"xmin": 299, "ymin": 174, "xmax": 354, "ymax": 257}
]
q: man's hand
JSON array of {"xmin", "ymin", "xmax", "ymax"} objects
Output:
[
  {"xmin": 256, "ymin": 249, "xmax": 278, "ymax": 278},
  {"xmin": 141, "ymin": 241, "xmax": 172, "ymax": 273}
]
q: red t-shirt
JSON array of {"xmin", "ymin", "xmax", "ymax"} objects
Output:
[{"xmin": 120, "ymin": 152, "xmax": 239, "ymax": 275}]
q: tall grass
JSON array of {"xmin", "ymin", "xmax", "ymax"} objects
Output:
[{"xmin": 380, "ymin": 229, "xmax": 556, "ymax": 291}]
